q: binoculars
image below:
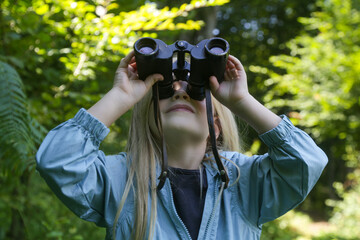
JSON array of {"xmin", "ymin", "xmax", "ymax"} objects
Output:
[{"xmin": 134, "ymin": 37, "xmax": 230, "ymax": 100}]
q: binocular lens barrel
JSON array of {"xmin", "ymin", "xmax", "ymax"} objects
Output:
[
  {"xmin": 205, "ymin": 38, "xmax": 229, "ymax": 56},
  {"xmin": 135, "ymin": 38, "xmax": 158, "ymax": 56}
]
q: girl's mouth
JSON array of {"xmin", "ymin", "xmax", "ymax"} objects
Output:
[{"xmin": 166, "ymin": 104, "xmax": 194, "ymax": 113}]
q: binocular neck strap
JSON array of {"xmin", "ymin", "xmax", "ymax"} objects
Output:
[
  {"xmin": 153, "ymin": 85, "xmax": 229, "ymax": 190},
  {"xmin": 153, "ymin": 84, "xmax": 168, "ymax": 191},
  {"xmin": 205, "ymin": 88, "xmax": 229, "ymax": 189}
]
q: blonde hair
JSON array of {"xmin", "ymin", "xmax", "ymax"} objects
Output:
[{"xmin": 113, "ymin": 91, "xmax": 242, "ymax": 239}]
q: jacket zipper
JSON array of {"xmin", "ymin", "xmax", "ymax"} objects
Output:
[
  {"xmin": 168, "ymin": 182, "xmax": 193, "ymax": 240},
  {"xmin": 203, "ymin": 178, "xmax": 220, "ymax": 240}
]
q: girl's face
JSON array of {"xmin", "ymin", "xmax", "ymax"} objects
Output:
[{"xmin": 157, "ymin": 81, "xmax": 209, "ymax": 144}]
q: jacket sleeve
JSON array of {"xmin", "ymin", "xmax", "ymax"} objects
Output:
[
  {"xmin": 36, "ymin": 108, "xmax": 128, "ymax": 227},
  {"xmin": 232, "ymin": 115, "xmax": 328, "ymax": 227}
]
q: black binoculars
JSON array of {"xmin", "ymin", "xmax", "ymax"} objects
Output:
[{"xmin": 134, "ymin": 37, "xmax": 230, "ymax": 100}]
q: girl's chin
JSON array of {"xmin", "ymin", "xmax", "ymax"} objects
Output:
[
  {"xmin": 161, "ymin": 114, "xmax": 206, "ymax": 126},
  {"xmin": 162, "ymin": 124, "xmax": 207, "ymax": 142}
]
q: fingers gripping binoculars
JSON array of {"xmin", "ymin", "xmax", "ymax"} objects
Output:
[{"xmin": 134, "ymin": 37, "xmax": 230, "ymax": 100}]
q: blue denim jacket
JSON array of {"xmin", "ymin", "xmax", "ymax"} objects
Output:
[{"xmin": 36, "ymin": 109, "xmax": 327, "ymax": 240}]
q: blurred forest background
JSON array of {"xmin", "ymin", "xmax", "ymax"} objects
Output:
[{"xmin": 0, "ymin": 0, "xmax": 359, "ymax": 239}]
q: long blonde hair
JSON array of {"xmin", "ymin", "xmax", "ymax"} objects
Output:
[{"xmin": 113, "ymin": 90, "xmax": 242, "ymax": 239}]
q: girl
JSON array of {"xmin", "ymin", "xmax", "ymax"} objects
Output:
[{"xmin": 36, "ymin": 51, "xmax": 328, "ymax": 240}]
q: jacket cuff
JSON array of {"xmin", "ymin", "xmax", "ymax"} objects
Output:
[
  {"xmin": 72, "ymin": 108, "xmax": 110, "ymax": 144},
  {"xmin": 259, "ymin": 115, "xmax": 295, "ymax": 147}
]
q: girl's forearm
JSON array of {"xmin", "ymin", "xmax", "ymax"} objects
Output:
[
  {"xmin": 87, "ymin": 88, "xmax": 134, "ymax": 127},
  {"xmin": 230, "ymin": 94, "xmax": 282, "ymax": 134}
]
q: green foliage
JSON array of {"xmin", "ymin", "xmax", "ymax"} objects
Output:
[
  {"xmin": 217, "ymin": 0, "xmax": 318, "ymax": 99},
  {"xmin": 252, "ymin": 0, "xmax": 360, "ymax": 238},
  {"xmin": 28, "ymin": 0, "xmax": 216, "ymax": 82},
  {"xmin": 326, "ymin": 170, "xmax": 360, "ymax": 239},
  {"xmin": 261, "ymin": 210, "xmax": 359, "ymax": 240},
  {"xmin": 23, "ymin": 174, "xmax": 106, "ymax": 240},
  {"xmin": 0, "ymin": 61, "xmax": 35, "ymax": 176},
  {"xmin": 257, "ymin": 0, "xmax": 360, "ymax": 166},
  {"xmin": 261, "ymin": 211, "xmax": 312, "ymax": 240},
  {"xmin": 0, "ymin": 61, "xmax": 48, "ymax": 239}
]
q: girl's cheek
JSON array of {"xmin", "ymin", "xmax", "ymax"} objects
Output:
[
  {"xmin": 194, "ymin": 101, "xmax": 208, "ymax": 121},
  {"xmin": 199, "ymin": 100, "xmax": 208, "ymax": 114},
  {"xmin": 194, "ymin": 99, "xmax": 206, "ymax": 108},
  {"xmin": 158, "ymin": 99, "xmax": 170, "ymax": 112}
]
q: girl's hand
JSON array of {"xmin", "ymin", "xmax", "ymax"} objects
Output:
[
  {"xmin": 209, "ymin": 55, "xmax": 250, "ymax": 111},
  {"xmin": 113, "ymin": 50, "xmax": 163, "ymax": 106},
  {"xmin": 209, "ymin": 55, "xmax": 282, "ymax": 133},
  {"xmin": 87, "ymin": 51, "xmax": 163, "ymax": 127}
]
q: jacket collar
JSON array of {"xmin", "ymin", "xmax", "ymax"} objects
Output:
[{"xmin": 155, "ymin": 152, "xmax": 222, "ymax": 190}]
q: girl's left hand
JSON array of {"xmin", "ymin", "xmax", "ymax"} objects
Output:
[{"xmin": 209, "ymin": 55, "xmax": 250, "ymax": 110}]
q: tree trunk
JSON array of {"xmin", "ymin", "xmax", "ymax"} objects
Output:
[
  {"xmin": 6, "ymin": 208, "xmax": 26, "ymax": 240},
  {"xmin": 179, "ymin": 6, "xmax": 219, "ymax": 43}
]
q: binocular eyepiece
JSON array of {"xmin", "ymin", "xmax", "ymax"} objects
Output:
[{"xmin": 134, "ymin": 37, "xmax": 230, "ymax": 100}]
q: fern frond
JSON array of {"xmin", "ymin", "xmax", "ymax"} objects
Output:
[{"xmin": 0, "ymin": 61, "xmax": 38, "ymax": 179}]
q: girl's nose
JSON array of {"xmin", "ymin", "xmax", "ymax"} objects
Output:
[{"xmin": 172, "ymin": 81, "xmax": 189, "ymax": 101}]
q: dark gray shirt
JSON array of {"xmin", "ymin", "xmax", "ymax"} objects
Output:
[{"xmin": 168, "ymin": 167, "xmax": 208, "ymax": 240}]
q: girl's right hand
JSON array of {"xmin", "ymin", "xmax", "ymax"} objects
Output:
[
  {"xmin": 87, "ymin": 51, "xmax": 163, "ymax": 127},
  {"xmin": 113, "ymin": 50, "xmax": 163, "ymax": 106}
]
